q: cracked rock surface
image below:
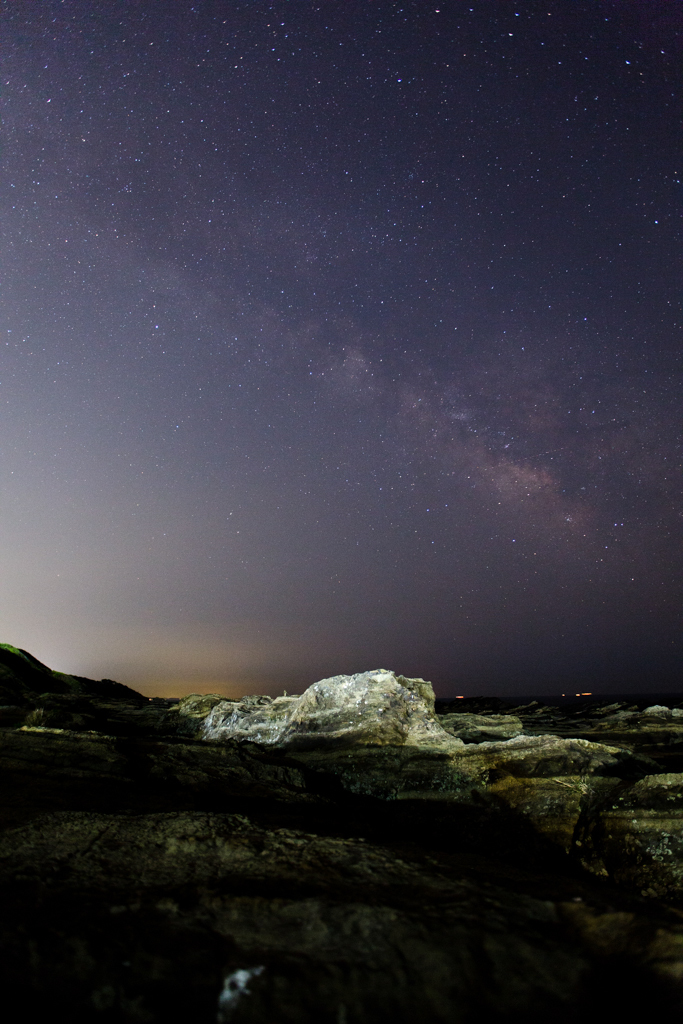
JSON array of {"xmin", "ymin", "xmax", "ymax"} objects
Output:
[{"xmin": 1, "ymin": 644, "xmax": 683, "ymax": 1021}]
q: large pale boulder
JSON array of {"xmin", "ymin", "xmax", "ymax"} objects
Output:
[
  {"xmin": 201, "ymin": 671, "xmax": 656, "ymax": 852},
  {"xmin": 202, "ymin": 670, "xmax": 456, "ymax": 751},
  {"xmin": 0, "ymin": 661, "xmax": 666, "ymax": 877}
]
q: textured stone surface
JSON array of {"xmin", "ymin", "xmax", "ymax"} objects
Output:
[
  {"xmin": 576, "ymin": 773, "xmax": 683, "ymax": 901},
  {"xmin": 202, "ymin": 670, "xmax": 449, "ymax": 751},
  {"xmin": 1, "ymin": 810, "xmax": 682, "ymax": 1022},
  {"xmin": 580, "ymin": 707, "xmax": 683, "ymax": 754},
  {"xmin": 475, "ymin": 699, "xmax": 683, "ymax": 763},
  {"xmin": 0, "ymin": 725, "xmax": 319, "ymax": 826},
  {"xmin": 286, "ymin": 732, "xmax": 650, "ymax": 856},
  {"xmin": 439, "ymin": 712, "xmax": 523, "ymax": 743},
  {"xmin": 453, "ymin": 734, "xmax": 647, "ymax": 853},
  {"xmin": 2, "ymin": 649, "xmax": 683, "ymax": 1020},
  {"xmin": 198, "ymin": 671, "xmax": 655, "ymax": 858}
]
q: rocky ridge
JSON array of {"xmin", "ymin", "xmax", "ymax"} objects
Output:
[{"xmin": 1, "ymin": 644, "xmax": 683, "ymax": 1021}]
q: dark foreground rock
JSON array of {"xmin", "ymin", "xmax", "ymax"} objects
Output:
[
  {"xmin": 4, "ymin": 809, "xmax": 683, "ymax": 1024},
  {"xmin": 1, "ymin": 648, "xmax": 683, "ymax": 1021}
]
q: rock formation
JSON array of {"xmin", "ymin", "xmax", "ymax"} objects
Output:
[{"xmin": 1, "ymin": 645, "xmax": 683, "ymax": 1021}]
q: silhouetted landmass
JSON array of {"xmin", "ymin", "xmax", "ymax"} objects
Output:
[{"xmin": 0, "ymin": 643, "xmax": 145, "ymax": 704}]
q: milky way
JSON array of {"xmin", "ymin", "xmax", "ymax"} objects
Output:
[{"xmin": 1, "ymin": 1, "xmax": 681, "ymax": 695}]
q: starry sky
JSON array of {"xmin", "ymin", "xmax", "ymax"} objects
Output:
[{"xmin": 1, "ymin": 0, "xmax": 681, "ymax": 697}]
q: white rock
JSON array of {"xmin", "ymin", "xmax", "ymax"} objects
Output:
[{"xmin": 202, "ymin": 670, "xmax": 459, "ymax": 751}]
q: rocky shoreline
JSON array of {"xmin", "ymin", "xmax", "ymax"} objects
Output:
[{"xmin": 1, "ymin": 643, "xmax": 683, "ymax": 1021}]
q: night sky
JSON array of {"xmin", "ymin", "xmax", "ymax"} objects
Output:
[{"xmin": 1, "ymin": 1, "xmax": 681, "ymax": 697}]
